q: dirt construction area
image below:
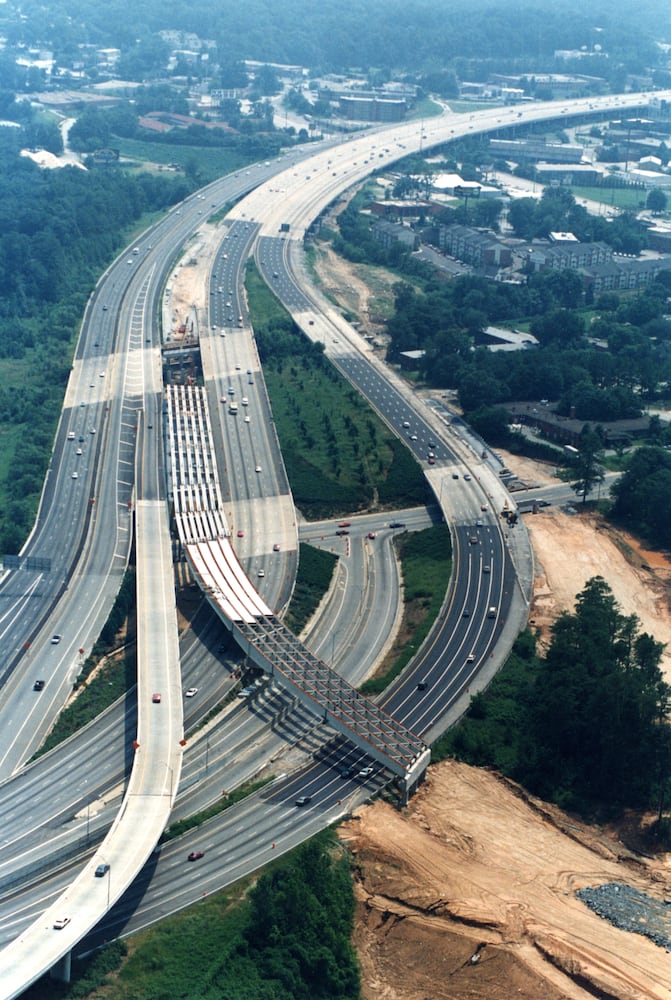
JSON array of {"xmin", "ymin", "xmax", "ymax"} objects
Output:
[{"xmin": 340, "ymin": 448, "xmax": 671, "ymax": 1000}]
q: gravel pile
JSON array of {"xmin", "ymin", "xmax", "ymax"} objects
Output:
[{"xmin": 577, "ymin": 883, "xmax": 671, "ymax": 950}]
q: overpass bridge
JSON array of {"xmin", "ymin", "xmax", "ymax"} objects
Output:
[{"xmin": 166, "ymin": 383, "xmax": 430, "ymax": 795}]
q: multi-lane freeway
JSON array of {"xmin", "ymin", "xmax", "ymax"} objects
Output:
[{"xmin": 1, "ymin": 89, "xmax": 668, "ymax": 994}]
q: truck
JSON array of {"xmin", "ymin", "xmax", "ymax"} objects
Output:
[{"xmin": 229, "ymin": 401, "xmax": 238, "ymax": 414}]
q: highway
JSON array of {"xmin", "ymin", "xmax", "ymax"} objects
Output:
[{"xmin": 0, "ymin": 90, "xmax": 666, "ymax": 993}]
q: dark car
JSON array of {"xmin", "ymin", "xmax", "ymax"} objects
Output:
[
  {"xmin": 94, "ymin": 863, "xmax": 110, "ymax": 877},
  {"xmin": 188, "ymin": 851, "xmax": 204, "ymax": 862},
  {"xmin": 295, "ymin": 795, "xmax": 312, "ymax": 806},
  {"xmin": 335, "ymin": 529, "xmax": 349, "ymax": 536},
  {"xmin": 33, "ymin": 679, "xmax": 45, "ymax": 691},
  {"xmin": 389, "ymin": 521, "xmax": 406, "ymax": 529},
  {"xmin": 417, "ymin": 679, "xmax": 428, "ymax": 691},
  {"xmin": 340, "ymin": 766, "xmax": 354, "ymax": 779}
]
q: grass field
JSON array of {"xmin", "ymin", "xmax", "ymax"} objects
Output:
[
  {"xmin": 571, "ymin": 184, "xmax": 649, "ymax": 212},
  {"xmin": 246, "ymin": 262, "xmax": 426, "ymax": 518},
  {"xmin": 115, "ymin": 137, "xmax": 251, "ymax": 180}
]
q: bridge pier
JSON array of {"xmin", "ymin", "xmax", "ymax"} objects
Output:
[{"xmin": 50, "ymin": 950, "xmax": 72, "ymax": 984}]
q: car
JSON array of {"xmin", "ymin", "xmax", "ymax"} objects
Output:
[
  {"xmin": 410, "ymin": 434, "xmax": 418, "ymax": 441},
  {"xmin": 452, "ymin": 473, "xmax": 459, "ymax": 480},
  {"xmin": 428, "ymin": 457, "xmax": 435, "ymax": 465},
  {"xmin": 427, "ymin": 452, "xmax": 435, "ymax": 460},
  {"xmin": 469, "ymin": 536, "xmax": 478, "ymax": 545},
  {"xmin": 185, "ymin": 687, "xmax": 198, "ymax": 698},
  {"xmin": 76, "ymin": 448, "xmax": 82, "ymax": 456},
  {"xmin": 94, "ymin": 863, "xmax": 110, "ymax": 877},
  {"xmin": 237, "ymin": 529, "xmax": 245, "ymax": 538},
  {"xmin": 340, "ymin": 766, "xmax": 355, "ymax": 779},
  {"xmin": 389, "ymin": 521, "xmax": 406, "ymax": 529},
  {"xmin": 33, "ymin": 679, "xmax": 45, "ymax": 691},
  {"xmin": 99, "ymin": 371, "xmax": 105, "ymax": 378},
  {"xmin": 367, "ymin": 531, "xmax": 377, "ymax": 540},
  {"xmin": 187, "ymin": 851, "xmax": 204, "ymax": 862},
  {"xmin": 335, "ymin": 529, "xmax": 349, "ymax": 536},
  {"xmin": 463, "ymin": 609, "xmax": 471, "ymax": 618},
  {"xmin": 237, "ymin": 685, "xmax": 256, "ymax": 698},
  {"xmin": 51, "ymin": 635, "xmax": 62, "ymax": 644},
  {"xmin": 235, "ymin": 363, "xmax": 241, "ymax": 370},
  {"xmin": 475, "ymin": 519, "xmax": 483, "ymax": 527},
  {"xmin": 417, "ymin": 679, "xmax": 428, "ymax": 691},
  {"xmin": 255, "ymin": 465, "xmax": 262, "ymax": 473},
  {"xmin": 428, "ymin": 441, "xmax": 436, "ymax": 448},
  {"xmin": 241, "ymin": 397, "xmax": 248, "ymax": 406},
  {"xmin": 152, "ymin": 692, "xmax": 161, "ymax": 704},
  {"xmin": 247, "ymin": 368, "xmax": 252, "ymax": 374},
  {"xmin": 358, "ymin": 766, "xmax": 374, "ymax": 778},
  {"xmin": 273, "ymin": 543, "xmax": 281, "ymax": 552},
  {"xmin": 257, "ymin": 569, "xmax": 265, "ymax": 577},
  {"xmin": 480, "ymin": 504, "xmax": 489, "ymax": 512},
  {"xmin": 53, "ymin": 917, "xmax": 71, "ymax": 930},
  {"xmin": 466, "ymin": 653, "xmax": 475, "ymax": 663},
  {"xmin": 102, "ymin": 305, "xmax": 108, "ymax": 311},
  {"xmin": 463, "ymin": 473, "xmax": 471, "ymax": 481},
  {"xmin": 244, "ymin": 415, "xmax": 250, "ymax": 423},
  {"xmin": 78, "ymin": 435, "xmax": 85, "ymax": 443},
  {"xmin": 71, "ymin": 471, "xmax": 78, "ymax": 479},
  {"xmin": 402, "ymin": 420, "xmax": 410, "ymax": 428},
  {"xmin": 227, "ymin": 386, "xmax": 235, "ymax": 394},
  {"xmin": 338, "ymin": 521, "xmax": 351, "ymax": 528},
  {"xmin": 295, "ymin": 795, "xmax": 312, "ymax": 806},
  {"xmin": 90, "ymin": 427, "xmax": 96, "ymax": 434},
  {"xmin": 483, "ymin": 565, "xmax": 491, "ymax": 574}
]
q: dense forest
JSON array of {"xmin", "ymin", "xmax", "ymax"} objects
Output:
[
  {"xmin": 0, "ymin": 0, "xmax": 667, "ymax": 84},
  {"xmin": 0, "ymin": 131, "xmax": 188, "ymax": 553},
  {"xmin": 439, "ymin": 577, "xmax": 670, "ymax": 817}
]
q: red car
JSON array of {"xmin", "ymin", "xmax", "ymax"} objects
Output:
[
  {"xmin": 337, "ymin": 520, "xmax": 351, "ymax": 528},
  {"xmin": 367, "ymin": 531, "xmax": 376, "ymax": 539},
  {"xmin": 188, "ymin": 851, "xmax": 204, "ymax": 861},
  {"xmin": 152, "ymin": 692, "xmax": 161, "ymax": 703},
  {"xmin": 236, "ymin": 529, "xmax": 245, "ymax": 538}
]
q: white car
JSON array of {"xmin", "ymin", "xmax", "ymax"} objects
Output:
[
  {"xmin": 185, "ymin": 687, "xmax": 198, "ymax": 698},
  {"xmin": 53, "ymin": 917, "xmax": 70, "ymax": 930},
  {"xmin": 255, "ymin": 465, "xmax": 262, "ymax": 473}
]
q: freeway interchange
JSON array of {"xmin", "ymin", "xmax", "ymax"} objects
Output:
[{"xmin": 0, "ymin": 89, "xmax": 666, "ymax": 993}]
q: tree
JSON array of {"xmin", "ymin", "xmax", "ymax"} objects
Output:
[
  {"xmin": 571, "ymin": 426, "xmax": 605, "ymax": 505},
  {"xmin": 647, "ymin": 187, "xmax": 667, "ymax": 215},
  {"xmin": 528, "ymin": 577, "xmax": 669, "ymax": 809}
]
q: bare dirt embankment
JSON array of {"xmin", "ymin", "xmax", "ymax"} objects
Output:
[{"xmin": 342, "ymin": 760, "xmax": 671, "ymax": 1000}]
